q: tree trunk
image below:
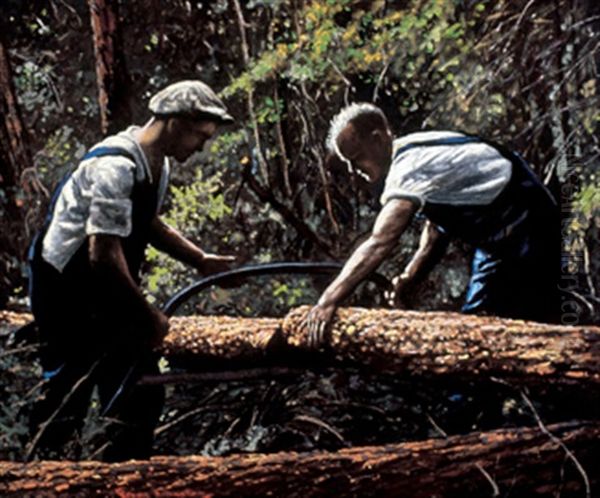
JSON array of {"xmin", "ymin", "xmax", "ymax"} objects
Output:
[
  {"xmin": 88, "ymin": 0, "xmax": 131, "ymax": 135},
  {"xmin": 0, "ymin": 34, "xmax": 33, "ymax": 306},
  {"xmin": 162, "ymin": 307, "xmax": 600, "ymax": 385},
  {"xmin": 1, "ymin": 421, "xmax": 597, "ymax": 497}
]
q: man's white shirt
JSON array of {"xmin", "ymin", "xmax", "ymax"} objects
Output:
[
  {"xmin": 380, "ymin": 131, "xmax": 512, "ymax": 211},
  {"xmin": 42, "ymin": 126, "xmax": 170, "ymax": 272}
]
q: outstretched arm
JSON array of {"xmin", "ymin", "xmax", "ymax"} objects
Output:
[
  {"xmin": 149, "ymin": 217, "xmax": 235, "ymax": 275},
  {"xmin": 302, "ymin": 198, "xmax": 418, "ymax": 347},
  {"xmin": 388, "ymin": 219, "xmax": 448, "ymax": 307}
]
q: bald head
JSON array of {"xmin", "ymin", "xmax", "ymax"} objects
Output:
[
  {"xmin": 326, "ymin": 103, "xmax": 393, "ymax": 183},
  {"xmin": 326, "ymin": 103, "xmax": 389, "ymax": 159}
]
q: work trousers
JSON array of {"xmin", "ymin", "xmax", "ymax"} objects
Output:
[
  {"xmin": 462, "ymin": 215, "xmax": 561, "ymax": 324},
  {"xmin": 28, "ymin": 254, "xmax": 165, "ymax": 462}
]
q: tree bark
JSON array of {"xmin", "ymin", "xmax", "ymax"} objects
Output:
[
  {"xmin": 0, "ymin": 34, "xmax": 33, "ymax": 306},
  {"xmin": 0, "ymin": 40, "xmax": 31, "ymax": 191},
  {"xmin": 1, "ymin": 421, "xmax": 598, "ymax": 497},
  {"xmin": 162, "ymin": 307, "xmax": 600, "ymax": 385},
  {"xmin": 3, "ymin": 308, "xmax": 600, "ymax": 386},
  {"xmin": 88, "ymin": 0, "xmax": 131, "ymax": 135}
]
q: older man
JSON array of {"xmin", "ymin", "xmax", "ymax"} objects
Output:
[
  {"xmin": 28, "ymin": 80, "xmax": 235, "ymax": 461},
  {"xmin": 304, "ymin": 103, "xmax": 560, "ymax": 346}
]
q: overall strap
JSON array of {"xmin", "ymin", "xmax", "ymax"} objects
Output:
[
  {"xmin": 82, "ymin": 146, "xmax": 136, "ymax": 163},
  {"xmin": 393, "ymin": 135, "xmax": 483, "ymax": 161},
  {"xmin": 28, "ymin": 146, "xmax": 138, "ymax": 263},
  {"xmin": 46, "ymin": 146, "xmax": 137, "ymax": 228}
]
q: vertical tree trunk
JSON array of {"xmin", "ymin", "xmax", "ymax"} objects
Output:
[
  {"xmin": 0, "ymin": 34, "xmax": 32, "ymax": 307},
  {"xmin": 88, "ymin": 0, "xmax": 131, "ymax": 135},
  {"xmin": 0, "ymin": 41, "xmax": 31, "ymax": 190}
]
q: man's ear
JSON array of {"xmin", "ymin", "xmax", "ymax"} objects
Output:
[
  {"xmin": 166, "ymin": 117, "xmax": 185, "ymax": 136},
  {"xmin": 371, "ymin": 128, "xmax": 387, "ymax": 143},
  {"xmin": 163, "ymin": 117, "xmax": 175, "ymax": 138}
]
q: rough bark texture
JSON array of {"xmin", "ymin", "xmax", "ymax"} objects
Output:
[
  {"xmin": 162, "ymin": 315, "xmax": 281, "ymax": 362},
  {"xmin": 0, "ymin": 35, "xmax": 33, "ymax": 306},
  {"xmin": 4, "ymin": 308, "xmax": 600, "ymax": 385},
  {"xmin": 283, "ymin": 307, "xmax": 600, "ymax": 383},
  {"xmin": 0, "ymin": 40, "xmax": 31, "ymax": 189},
  {"xmin": 162, "ymin": 307, "xmax": 600, "ymax": 385},
  {"xmin": 88, "ymin": 0, "xmax": 131, "ymax": 135},
  {"xmin": 1, "ymin": 421, "xmax": 598, "ymax": 497}
]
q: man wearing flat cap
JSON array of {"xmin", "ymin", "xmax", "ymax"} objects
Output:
[{"xmin": 27, "ymin": 80, "xmax": 235, "ymax": 461}]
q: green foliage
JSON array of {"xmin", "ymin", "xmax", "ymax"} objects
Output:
[
  {"xmin": 144, "ymin": 169, "xmax": 232, "ymax": 305},
  {"xmin": 207, "ymin": 129, "xmax": 248, "ymax": 171},
  {"xmin": 35, "ymin": 126, "xmax": 86, "ymax": 183},
  {"xmin": 2, "ymin": 0, "xmax": 598, "ymax": 317},
  {"xmin": 255, "ymin": 96, "xmax": 283, "ymax": 125},
  {"xmin": 13, "ymin": 60, "xmax": 61, "ymax": 126},
  {"xmin": 223, "ymin": 0, "xmax": 465, "ymax": 101},
  {"xmin": 164, "ymin": 175, "xmax": 231, "ymax": 228},
  {"xmin": 574, "ymin": 180, "xmax": 600, "ymax": 221}
]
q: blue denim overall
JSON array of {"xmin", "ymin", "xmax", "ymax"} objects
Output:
[{"xmin": 393, "ymin": 137, "xmax": 560, "ymax": 323}]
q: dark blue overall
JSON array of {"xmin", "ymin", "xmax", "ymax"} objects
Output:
[
  {"xmin": 27, "ymin": 147, "xmax": 165, "ymax": 461},
  {"xmin": 394, "ymin": 137, "xmax": 560, "ymax": 323}
]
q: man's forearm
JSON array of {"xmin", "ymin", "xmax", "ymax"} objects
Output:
[
  {"xmin": 149, "ymin": 218, "xmax": 205, "ymax": 268},
  {"xmin": 318, "ymin": 237, "xmax": 394, "ymax": 307},
  {"xmin": 316, "ymin": 199, "xmax": 417, "ymax": 310},
  {"xmin": 402, "ymin": 222, "xmax": 448, "ymax": 281}
]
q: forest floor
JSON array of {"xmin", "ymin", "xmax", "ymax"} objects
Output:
[{"xmin": 2, "ymin": 310, "xmax": 599, "ymax": 461}]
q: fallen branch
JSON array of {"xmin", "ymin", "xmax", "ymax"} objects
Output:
[{"xmin": 139, "ymin": 367, "xmax": 306, "ymax": 385}]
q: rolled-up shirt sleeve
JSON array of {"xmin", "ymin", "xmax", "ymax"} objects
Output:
[
  {"xmin": 85, "ymin": 158, "xmax": 135, "ymax": 237},
  {"xmin": 380, "ymin": 153, "xmax": 445, "ymax": 210},
  {"xmin": 380, "ymin": 143, "xmax": 512, "ymax": 209}
]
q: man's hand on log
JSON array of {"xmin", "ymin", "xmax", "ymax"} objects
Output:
[
  {"xmin": 148, "ymin": 307, "xmax": 170, "ymax": 349},
  {"xmin": 301, "ymin": 303, "xmax": 336, "ymax": 349},
  {"xmin": 386, "ymin": 273, "xmax": 413, "ymax": 308}
]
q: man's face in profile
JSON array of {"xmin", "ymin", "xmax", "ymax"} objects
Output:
[
  {"xmin": 336, "ymin": 123, "xmax": 392, "ymax": 184},
  {"xmin": 169, "ymin": 119, "xmax": 217, "ymax": 162}
]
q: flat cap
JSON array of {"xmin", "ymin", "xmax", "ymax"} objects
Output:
[{"xmin": 149, "ymin": 80, "xmax": 234, "ymax": 124}]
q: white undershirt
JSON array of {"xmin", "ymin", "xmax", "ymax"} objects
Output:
[
  {"xmin": 380, "ymin": 131, "xmax": 512, "ymax": 210},
  {"xmin": 42, "ymin": 126, "xmax": 170, "ymax": 272}
]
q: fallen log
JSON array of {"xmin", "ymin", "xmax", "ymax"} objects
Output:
[
  {"xmin": 4, "ymin": 309, "xmax": 600, "ymax": 385},
  {"xmin": 162, "ymin": 315, "xmax": 281, "ymax": 362},
  {"xmin": 1, "ymin": 421, "xmax": 597, "ymax": 497},
  {"xmin": 162, "ymin": 307, "xmax": 600, "ymax": 385}
]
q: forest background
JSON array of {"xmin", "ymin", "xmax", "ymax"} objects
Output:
[
  {"xmin": 1, "ymin": 0, "xmax": 599, "ymax": 321},
  {"xmin": 0, "ymin": 0, "xmax": 599, "ymax": 464}
]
